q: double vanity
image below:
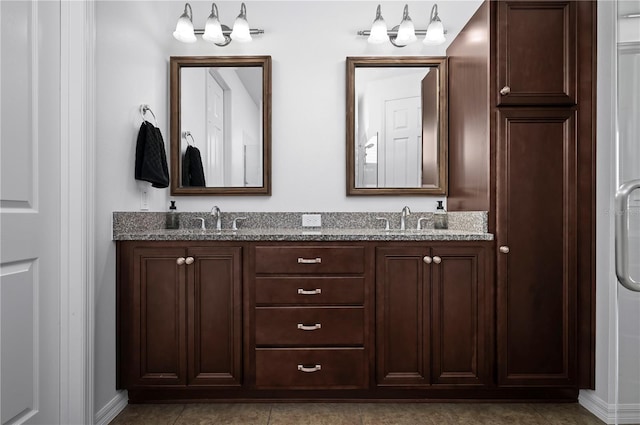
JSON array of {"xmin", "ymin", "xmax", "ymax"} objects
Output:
[
  {"xmin": 115, "ymin": 211, "xmax": 502, "ymax": 402},
  {"xmin": 116, "ymin": 0, "xmax": 597, "ymax": 404}
]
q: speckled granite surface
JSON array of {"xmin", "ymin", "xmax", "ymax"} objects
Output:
[{"xmin": 113, "ymin": 211, "xmax": 492, "ymax": 241}]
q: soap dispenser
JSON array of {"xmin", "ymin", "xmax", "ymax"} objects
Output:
[
  {"xmin": 434, "ymin": 200, "xmax": 448, "ymax": 229},
  {"xmin": 166, "ymin": 200, "xmax": 180, "ymax": 229}
]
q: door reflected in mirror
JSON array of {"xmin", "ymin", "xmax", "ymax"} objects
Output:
[
  {"xmin": 347, "ymin": 57, "xmax": 447, "ymax": 195},
  {"xmin": 170, "ymin": 56, "xmax": 271, "ymax": 195}
]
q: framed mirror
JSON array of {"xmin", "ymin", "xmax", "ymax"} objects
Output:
[
  {"xmin": 170, "ymin": 56, "xmax": 271, "ymax": 195},
  {"xmin": 346, "ymin": 57, "xmax": 447, "ymax": 195}
]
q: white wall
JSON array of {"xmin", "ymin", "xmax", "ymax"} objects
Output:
[{"xmin": 93, "ymin": 0, "xmax": 478, "ymax": 414}]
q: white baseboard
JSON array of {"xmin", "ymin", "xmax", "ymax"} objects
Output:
[
  {"xmin": 94, "ymin": 391, "xmax": 128, "ymax": 425},
  {"xmin": 580, "ymin": 390, "xmax": 640, "ymax": 424}
]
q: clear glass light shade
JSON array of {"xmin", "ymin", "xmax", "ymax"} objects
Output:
[
  {"xmin": 395, "ymin": 18, "xmax": 416, "ymax": 46},
  {"xmin": 203, "ymin": 15, "xmax": 225, "ymax": 43},
  {"xmin": 173, "ymin": 14, "xmax": 197, "ymax": 43},
  {"xmin": 230, "ymin": 3, "xmax": 252, "ymax": 42},
  {"xmin": 423, "ymin": 19, "xmax": 445, "ymax": 45}
]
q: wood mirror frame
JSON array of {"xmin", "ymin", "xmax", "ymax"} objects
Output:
[
  {"xmin": 170, "ymin": 56, "xmax": 272, "ymax": 195},
  {"xmin": 346, "ymin": 56, "xmax": 447, "ymax": 196}
]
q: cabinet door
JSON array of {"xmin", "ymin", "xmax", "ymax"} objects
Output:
[
  {"xmin": 496, "ymin": 0, "xmax": 576, "ymax": 106},
  {"xmin": 187, "ymin": 247, "xmax": 243, "ymax": 386},
  {"xmin": 496, "ymin": 108, "xmax": 577, "ymax": 386},
  {"xmin": 129, "ymin": 246, "xmax": 187, "ymax": 387},
  {"xmin": 376, "ymin": 247, "xmax": 430, "ymax": 386},
  {"xmin": 431, "ymin": 245, "xmax": 489, "ymax": 386}
]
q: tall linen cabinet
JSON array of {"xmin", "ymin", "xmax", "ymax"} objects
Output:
[{"xmin": 447, "ymin": 0, "xmax": 596, "ymax": 391}]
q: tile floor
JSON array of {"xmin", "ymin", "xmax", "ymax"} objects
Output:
[{"xmin": 110, "ymin": 402, "xmax": 612, "ymax": 425}]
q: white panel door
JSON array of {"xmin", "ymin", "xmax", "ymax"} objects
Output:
[
  {"xmin": 382, "ymin": 96, "xmax": 421, "ymax": 188},
  {"xmin": 0, "ymin": 1, "xmax": 61, "ymax": 423}
]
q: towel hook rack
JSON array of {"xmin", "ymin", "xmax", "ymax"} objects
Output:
[
  {"xmin": 139, "ymin": 104, "xmax": 158, "ymax": 126},
  {"xmin": 182, "ymin": 131, "xmax": 195, "ymax": 146}
]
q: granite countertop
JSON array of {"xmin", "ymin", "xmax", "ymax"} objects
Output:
[
  {"xmin": 112, "ymin": 211, "xmax": 494, "ymax": 242},
  {"xmin": 114, "ymin": 227, "xmax": 493, "ymax": 242}
]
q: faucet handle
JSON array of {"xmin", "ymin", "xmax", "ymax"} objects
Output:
[
  {"xmin": 232, "ymin": 217, "xmax": 247, "ymax": 231},
  {"xmin": 416, "ymin": 217, "xmax": 429, "ymax": 230},
  {"xmin": 376, "ymin": 217, "xmax": 390, "ymax": 231},
  {"xmin": 195, "ymin": 217, "xmax": 206, "ymax": 230}
]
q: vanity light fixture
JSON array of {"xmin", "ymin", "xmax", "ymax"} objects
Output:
[
  {"xmin": 367, "ymin": 5, "xmax": 389, "ymax": 44},
  {"xmin": 358, "ymin": 3, "xmax": 446, "ymax": 47},
  {"xmin": 173, "ymin": 3, "xmax": 197, "ymax": 43},
  {"xmin": 173, "ymin": 2, "xmax": 264, "ymax": 47},
  {"xmin": 395, "ymin": 5, "xmax": 417, "ymax": 46},
  {"xmin": 423, "ymin": 4, "xmax": 446, "ymax": 45}
]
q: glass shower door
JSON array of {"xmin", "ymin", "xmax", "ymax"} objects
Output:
[{"xmin": 614, "ymin": 1, "xmax": 640, "ymax": 423}]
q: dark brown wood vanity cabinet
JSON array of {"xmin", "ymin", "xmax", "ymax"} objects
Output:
[
  {"xmin": 495, "ymin": 0, "xmax": 577, "ymax": 106},
  {"xmin": 494, "ymin": 1, "xmax": 584, "ymax": 388},
  {"xmin": 448, "ymin": 0, "xmax": 594, "ymax": 391},
  {"xmin": 376, "ymin": 242, "xmax": 492, "ymax": 388},
  {"xmin": 496, "ymin": 108, "xmax": 578, "ymax": 387},
  {"xmin": 117, "ymin": 242, "xmax": 243, "ymax": 391},
  {"xmin": 251, "ymin": 244, "xmax": 369, "ymax": 389}
]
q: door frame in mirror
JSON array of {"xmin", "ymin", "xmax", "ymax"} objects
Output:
[
  {"xmin": 170, "ymin": 56, "xmax": 272, "ymax": 195},
  {"xmin": 346, "ymin": 56, "xmax": 447, "ymax": 195}
]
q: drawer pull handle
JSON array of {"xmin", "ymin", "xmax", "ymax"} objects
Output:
[
  {"xmin": 297, "ymin": 323, "xmax": 322, "ymax": 331},
  {"xmin": 298, "ymin": 257, "xmax": 322, "ymax": 264},
  {"xmin": 297, "ymin": 288, "xmax": 322, "ymax": 295},
  {"xmin": 297, "ymin": 364, "xmax": 322, "ymax": 373}
]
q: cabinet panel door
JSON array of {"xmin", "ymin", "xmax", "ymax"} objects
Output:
[
  {"xmin": 496, "ymin": 1, "xmax": 576, "ymax": 106},
  {"xmin": 130, "ymin": 246, "xmax": 187, "ymax": 387},
  {"xmin": 496, "ymin": 108, "xmax": 577, "ymax": 386},
  {"xmin": 187, "ymin": 247, "xmax": 242, "ymax": 386},
  {"xmin": 431, "ymin": 246, "xmax": 488, "ymax": 386},
  {"xmin": 376, "ymin": 247, "xmax": 430, "ymax": 386}
]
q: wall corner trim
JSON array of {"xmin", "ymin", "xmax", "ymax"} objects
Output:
[
  {"xmin": 94, "ymin": 391, "xmax": 128, "ymax": 425},
  {"xmin": 579, "ymin": 390, "xmax": 640, "ymax": 424}
]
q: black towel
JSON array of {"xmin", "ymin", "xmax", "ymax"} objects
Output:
[
  {"xmin": 135, "ymin": 121, "xmax": 170, "ymax": 188},
  {"xmin": 182, "ymin": 145, "xmax": 206, "ymax": 187}
]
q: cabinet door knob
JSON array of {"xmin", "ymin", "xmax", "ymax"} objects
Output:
[
  {"xmin": 185, "ymin": 256, "xmax": 195, "ymax": 265},
  {"xmin": 432, "ymin": 256, "xmax": 442, "ymax": 264},
  {"xmin": 500, "ymin": 86, "xmax": 511, "ymax": 95},
  {"xmin": 176, "ymin": 257, "xmax": 186, "ymax": 265},
  {"xmin": 499, "ymin": 246, "xmax": 510, "ymax": 254},
  {"xmin": 423, "ymin": 256, "xmax": 432, "ymax": 264}
]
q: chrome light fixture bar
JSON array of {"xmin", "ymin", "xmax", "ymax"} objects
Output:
[
  {"xmin": 173, "ymin": 2, "xmax": 264, "ymax": 47},
  {"xmin": 357, "ymin": 3, "xmax": 446, "ymax": 47}
]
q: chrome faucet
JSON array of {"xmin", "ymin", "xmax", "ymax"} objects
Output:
[
  {"xmin": 400, "ymin": 206, "xmax": 411, "ymax": 231},
  {"xmin": 211, "ymin": 206, "xmax": 222, "ymax": 231}
]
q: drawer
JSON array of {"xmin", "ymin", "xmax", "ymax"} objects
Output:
[
  {"xmin": 255, "ymin": 277, "xmax": 365, "ymax": 305},
  {"xmin": 254, "ymin": 246, "xmax": 365, "ymax": 275},
  {"xmin": 255, "ymin": 307, "xmax": 364, "ymax": 346},
  {"xmin": 255, "ymin": 348, "xmax": 366, "ymax": 389}
]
